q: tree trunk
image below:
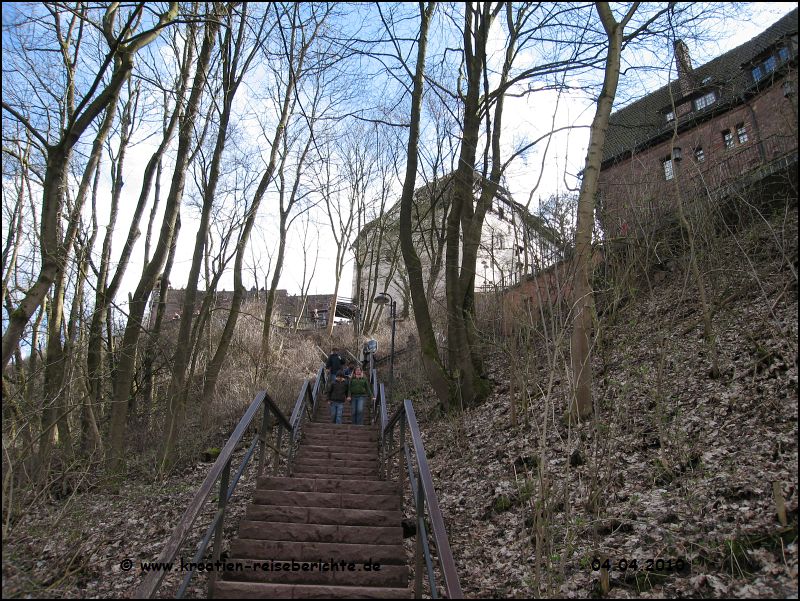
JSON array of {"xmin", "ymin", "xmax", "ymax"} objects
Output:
[
  {"xmin": 1, "ymin": 3, "xmax": 178, "ymax": 371},
  {"xmin": 570, "ymin": 2, "xmax": 636, "ymax": 421},
  {"xmin": 109, "ymin": 13, "xmax": 219, "ymax": 475},
  {"xmin": 162, "ymin": 9, "xmax": 241, "ymax": 470},
  {"xmin": 140, "ymin": 214, "xmax": 181, "ymax": 424},
  {"xmin": 398, "ymin": 2, "xmax": 450, "ymax": 408}
]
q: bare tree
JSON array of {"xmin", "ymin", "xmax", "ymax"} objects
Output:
[
  {"xmin": 396, "ymin": 2, "xmax": 451, "ymax": 405},
  {"xmin": 259, "ymin": 70, "xmax": 328, "ymax": 365},
  {"xmin": 201, "ymin": 2, "xmax": 331, "ymax": 400},
  {"xmin": 390, "ymin": 2, "xmax": 601, "ymax": 409},
  {"xmin": 108, "ymin": 6, "xmax": 222, "ymax": 474},
  {"xmin": 161, "ymin": 3, "xmax": 265, "ymax": 471},
  {"xmin": 351, "ymin": 125, "xmax": 406, "ymax": 336},
  {"xmin": 2, "ymin": 2, "xmax": 179, "ymax": 371},
  {"xmin": 570, "ymin": 3, "xmax": 641, "ymax": 420},
  {"xmin": 569, "ymin": 3, "xmax": 694, "ymax": 420},
  {"xmin": 318, "ymin": 138, "xmax": 360, "ymax": 340},
  {"xmin": 292, "ymin": 215, "xmax": 320, "ymax": 333}
]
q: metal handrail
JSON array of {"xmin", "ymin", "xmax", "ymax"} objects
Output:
[
  {"xmin": 375, "ymin": 388, "xmax": 463, "ymax": 598},
  {"xmin": 289, "ymin": 365, "xmax": 324, "ymax": 429},
  {"xmin": 288, "ymin": 365, "xmax": 326, "ymax": 473},
  {"xmin": 137, "ymin": 365, "xmax": 325, "ymax": 599},
  {"xmin": 346, "ymin": 349, "xmax": 360, "ymax": 365}
]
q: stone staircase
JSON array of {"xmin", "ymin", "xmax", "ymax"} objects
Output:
[{"xmin": 214, "ymin": 396, "xmax": 411, "ymax": 598}]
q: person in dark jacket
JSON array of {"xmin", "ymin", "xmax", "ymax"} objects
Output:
[
  {"xmin": 326, "ymin": 370, "xmax": 349, "ymax": 424},
  {"xmin": 347, "ymin": 367, "xmax": 374, "ymax": 425},
  {"xmin": 325, "ymin": 348, "xmax": 344, "ymax": 382}
]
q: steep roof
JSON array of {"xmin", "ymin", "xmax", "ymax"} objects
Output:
[{"xmin": 602, "ymin": 8, "xmax": 798, "ymax": 166}]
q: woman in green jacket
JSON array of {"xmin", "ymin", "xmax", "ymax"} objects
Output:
[{"xmin": 347, "ymin": 368, "xmax": 374, "ymax": 425}]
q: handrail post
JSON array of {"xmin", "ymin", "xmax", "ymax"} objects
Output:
[
  {"xmin": 208, "ymin": 458, "xmax": 231, "ymax": 598},
  {"xmin": 377, "ymin": 386, "xmax": 384, "ymax": 478},
  {"xmin": 274, "ymin": 424, "xmax": 284, "ymax": 475},
  {"xmin": 399, "ymin": 417, "xmax": 406, "ymax": 508},
  {"xmin": 415, "ymin": 470, "xmax": 424, "ymax": 598},
  {"xmin": 388, "ymin": 424, "xmax": 394, "ymax": 483},
  {"xmin": 258, "ymin": 398, "xmax": 271, "ymax": 473}
]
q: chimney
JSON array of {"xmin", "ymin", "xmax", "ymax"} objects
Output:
[{"xmin": 674, "ymin": 39, "xmax": 694, "ymax": 96}]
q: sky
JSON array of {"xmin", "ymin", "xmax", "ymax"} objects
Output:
[{"xmin": 4, "ymin": 2, "xmax": 797, "ymax": 322}]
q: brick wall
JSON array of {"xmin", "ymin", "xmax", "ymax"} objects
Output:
[
  {"xmin": 599, "ymin": 71, "xmax": 798, "ymax": 237},
  {"xmin": 499, "ymin": 249, "xmax": 604, "ymax": 335}
]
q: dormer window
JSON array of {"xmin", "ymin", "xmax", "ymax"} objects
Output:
[
  {"xmin": 693, "ymin": 91, "xmax": 716, "ymax": 111},
  {"xmin": 752, "ymin": 44, "xmax": 793, "ymax": 82}
]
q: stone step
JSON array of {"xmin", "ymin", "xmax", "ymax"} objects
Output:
[
  {"xmin": 303, "ymin": 428, "xmax": 379, "ymax": 440},
  {"xmin": 301, "ymin": 437, "xmax": 377, "ymax": 450},
  {"xmin": 293, "ymin": 465, "xmax": 379, "ymax": 478},
  {"xmin": 301, "ymin": 437, "xmax": 378, "ymax": 449},
  {"xmin": 293, "ymin": 457, "xmax": 379, "ymax": 470},
  {"xmin": 315, "ymin": 420, "xmax": 374, "ymax": 427},
  {"xmin": 291, "ymin": 470, "xmax": 381, "ymax": 481},
  {"xmin": 215, "ymin": 581, "xmax": 412, "ymax": 599},
  {"xmin": 314, "ymin": 407, "xmax": 373, "ymax": 414},
  {"xmin": 245, "ymin": 505, "xmax": 402, "ymax": 527},
  {"xmin": 313, "ymin": 412, "xmax": 373, "ymax": 421},
  {"xmin": 237, "ymin": 521, "xmax": 401, "ymax": 545},
  {"xmin": 257, "ymin": 476, "xmax": 398, "ymax": 495},
  {"xmin": 252, "ymin": 490, "xmax": 399, "ymax": 511},
  {"xmin": 223, "ymin": 559, "xmax": 408, "ymax": 587},
  {"xmin": 299, "ymin": 445, "xmax": 377, "ymax": 458},
  {"xmin": 303, "ymin": 426, "xmax": 377, "ymax": 435},
  {"xmin": 293, "ymin": 457, "xmax": 378, "ymax": 470},
  {"xmin": 230, "ymin": 539, "xmax": 407, "ymax": 565},
  {"xmin": 306, "ymin": 422, "xmax": 378, "ymax": 432},
  {"xmin": 304, "ymin": 426, "xmax": 378, "ymax": 435}
]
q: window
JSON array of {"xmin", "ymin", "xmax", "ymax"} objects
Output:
[
  {"xmin": 693, "ymin": 91, "xmax": 716, "ymax": 111},
  {"xmin": 723, "ymin": 129, "xmax": 734, "ymax": 149},
  {"xmin": 737, "ymin": 123, "xmax": 748, "ymax": 144},
  {"xmin": 497, "ymin": 206, "xmax": 505, "ymax": 221},
  {"xmin": 665, "ymin": 110, "xmax": 675, "ymax": 123},
  {"xmin": 496, "ymin": 234, "xmax": 505, "ymax": 249},
  {"xmin": 752, "ymin": 45, "xmax": 792, "ymax": 82},
  {"xmin": 662, "ymin": 157, "xmax": 674, "ymax": 180},
  {"xmin": 694, "ymin": 147, "xmax": 705, "ymax": 163}
]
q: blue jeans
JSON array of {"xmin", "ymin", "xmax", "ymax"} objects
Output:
[
  {"xmin": 351, "ymin": 396, "xmax": 366, "ymax": 425},
  {"xmin": 329, "ymin": 401, "xmax": 344, "ymax": 424}
]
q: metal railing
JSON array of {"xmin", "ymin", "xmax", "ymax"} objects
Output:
[
  {"xmin": 370, "ymin": 357, "xmax": 463, "ymax": 599},
  {"xmin": 137, "ymin": 365, "xmax": 326, "ymax": 599}
]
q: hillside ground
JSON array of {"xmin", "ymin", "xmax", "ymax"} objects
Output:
[
  {"xmin": 1, "ymin": 199, "xmax": 796, "ymax": 599},
  {"xmin": 417, "ymin": 200, "xmax": 798, "ymax": 597}
]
